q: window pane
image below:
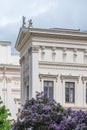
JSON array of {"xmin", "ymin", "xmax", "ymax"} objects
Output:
[
  {"xmin": 44, "ymin": 81, "xmax": 48, "ymax": 87},
  {"xmin": 49, "ymin": 81, "xmax": 53, "ymax": 87},
  {"xmin": 65, "ymin": 88, "xmax": 69, "ymax": 102},
  {"xmin": 49, "ymin": 87, "xmax": 53, "ymax": 98},
  {"xmin": 65, "ymin": 82, "xmax": 69, "ymax": 87},
  {"xmin": 44, "ymin": 87, "xmax": 48, "ymax": 94},
  {"xmin": 70, "ymin": 88, "xmax": 74, "ymax": 102},
  {"xmin": 70, "ymin": 82, "xmax": 75, "ymax": 88}
]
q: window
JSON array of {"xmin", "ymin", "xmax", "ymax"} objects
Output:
[
  {"xmin": 86, "ymin": 83, "xmax": 87, "ymax": 103},
  {"xmin": 65, "ymin": 82, "xmax": 75, "ymax": 103},
  {"xmin": 44, "ymin": 81, "xmax": 53, "ymax": 98}
]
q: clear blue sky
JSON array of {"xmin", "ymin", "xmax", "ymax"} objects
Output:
[{"xmin": 0, "ymin": 0, "xmax": 87, "ymax": 52}]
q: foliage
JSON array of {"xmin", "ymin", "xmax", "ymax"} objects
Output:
[
  {"xmin": 11, "ymin": 92, "xmax": 87, "ymax": 130},
  {"xmin": 0, "ymin": 97, "xmax": 11, "ymax": 130}
]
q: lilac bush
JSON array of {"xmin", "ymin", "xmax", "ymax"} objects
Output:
[{"xmin": 12, "ymin": 92, "xmax": 87, "ymax": 130}]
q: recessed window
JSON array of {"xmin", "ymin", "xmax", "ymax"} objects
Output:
[
  {"xmin": 65, "ymin": 82, "xmax": 75, "ymax": 103},
  {"xmin": 44, "ymin": 81, "xmax": 53, "ymax": 98},
  {"xmin": 63, "ymin": 52, "xmax": 66, "ymax": 62}
]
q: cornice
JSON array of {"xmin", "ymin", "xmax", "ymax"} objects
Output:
[
  {"xmin": 16, "ymin": 27, "xmax": 87, "ymax": 52},
  {"xmin": 39, "ymin": 61, "xmax": 87, "ymax": 68},
  {"xmin": 39, "ymin": 61, "xmax": 87, "ymax": 71},
  {"xmin": 39, "ymin": 73, "xmax": 58, "ymax": 82}
]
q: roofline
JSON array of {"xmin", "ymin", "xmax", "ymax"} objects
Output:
[
  {"xmin": 16, "ymin": 27, "xmax": 87, "ymax": 51},
  {"xmin": 0, "ymin": 41, "xmax": 11, "ymax": 46}
]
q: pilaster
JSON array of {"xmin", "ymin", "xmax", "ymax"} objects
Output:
[
  {"xmin": 20, "ymin": 56, "xmax": 25, "ymax": 104},
  {"xmin": 28, "ymin": 46, "xmax": 39, "ymax": 98}
]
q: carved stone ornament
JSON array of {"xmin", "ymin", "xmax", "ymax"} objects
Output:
[
  {"xmin": 63, "ymin": 47, "xmax": 67, "ymax": 52},
  {"xmin": 41, "ymin": 46, "xmax": 45, "ymax": 50},
  {"xmin": 73, "ymin": 48, "xmax": 77, "ymax": 52},
  {"xmin": 28, "ymin": 19, "xmax": 33, "ymax": 28},
  {"xmin": 84, "ymin": 49, "xmax": 87, "ymax": 53},
  {"xmin": 20, "ymin": 56, "xmax": 25, "ymax": 65},
  {"xmin": 52, "ymin": 47, "xmax": 56, "ymax": 51},
  {"xmin": 22, "ymin": 16, "xmax": 26, "ymax": 27},
  {"xmin": 82, "ymin": 76, "xmax": 87, "ymax": 84},
  {"xmin": 29, "ymin": 46, "xmax": 39, "ymax": 53}
]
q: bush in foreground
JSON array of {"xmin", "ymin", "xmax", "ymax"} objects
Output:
[
  {"xmin": 12, "ymin": 92, "xmax": 87, "ymax": 130},
  {"xmin": 0, "ymin": 97, "xmax": 11, "ymax": 130}
]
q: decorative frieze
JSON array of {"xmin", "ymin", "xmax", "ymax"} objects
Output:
[{"xmin": 28, "ymin": 46, "xmax": 39, "ymax": 54}]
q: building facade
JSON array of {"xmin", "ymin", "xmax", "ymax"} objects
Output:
[
  {"xmin": 16, "ymin": 21, "xmax": 87, "ymax": 110},
  {"xmin": 0, "ymin": 41, "xmax": 20, "ymax": 119}
]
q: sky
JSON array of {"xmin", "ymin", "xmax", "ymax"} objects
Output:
[{"xmin": 0, "ymin": 0, "xmax": 87, "ymax": 52}]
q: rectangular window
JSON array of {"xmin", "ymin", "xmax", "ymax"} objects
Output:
[
  {"xmin": 65, "ymin": 82, "xmax": 75, "ymax": 103},
  {"xmin": 44, "ymin": 81, "xmax": 53, "ymax": 98},
  {"xmin": 86, "ymin": 83, "xmax": 87, "ymax": 103}
]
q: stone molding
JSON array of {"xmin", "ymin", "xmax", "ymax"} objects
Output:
[
  {"xmin": 60, "ymin": 74, "xmax": 80, "ymax": 83},
  {"xmin": 39, "ymin": 61, "xmax": 87, "ymax": 71},
  {"xmin": 39, "ymin": 73, "xmax": 58, "ymax": 82}
]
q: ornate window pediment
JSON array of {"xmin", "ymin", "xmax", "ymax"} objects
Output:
[
  {"xmin": 39, "ymin": 74, "xmax": 58, "ymax": 82},
  {"xmin": 60, "ymin": 74, "xmax": 79, "ymax": 83}
]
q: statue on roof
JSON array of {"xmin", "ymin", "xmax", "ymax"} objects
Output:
[
  {"xmin": 28, "ymin": 19, "xmax": 33, "ymax": 28},
  {"xmin": 22, "ymin": 16, "xmax": 26, "ymax": 27}
]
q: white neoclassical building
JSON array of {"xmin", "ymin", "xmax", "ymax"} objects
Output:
[
  {"xmin": 0, "ymin": 41, "xmax": 20, "ymax": 119},
  {"xmin": 16, "ymin": 20, "xmax": 87, "ymax": 110}
]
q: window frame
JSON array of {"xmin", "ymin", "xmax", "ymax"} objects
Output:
[
  {"xmin": 44, "ymin": 80, "xmax": 54, "ymax": 98},
  {"xmin": 65, "ymin": 82, "xmax": 75, "ymax": 103}
]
